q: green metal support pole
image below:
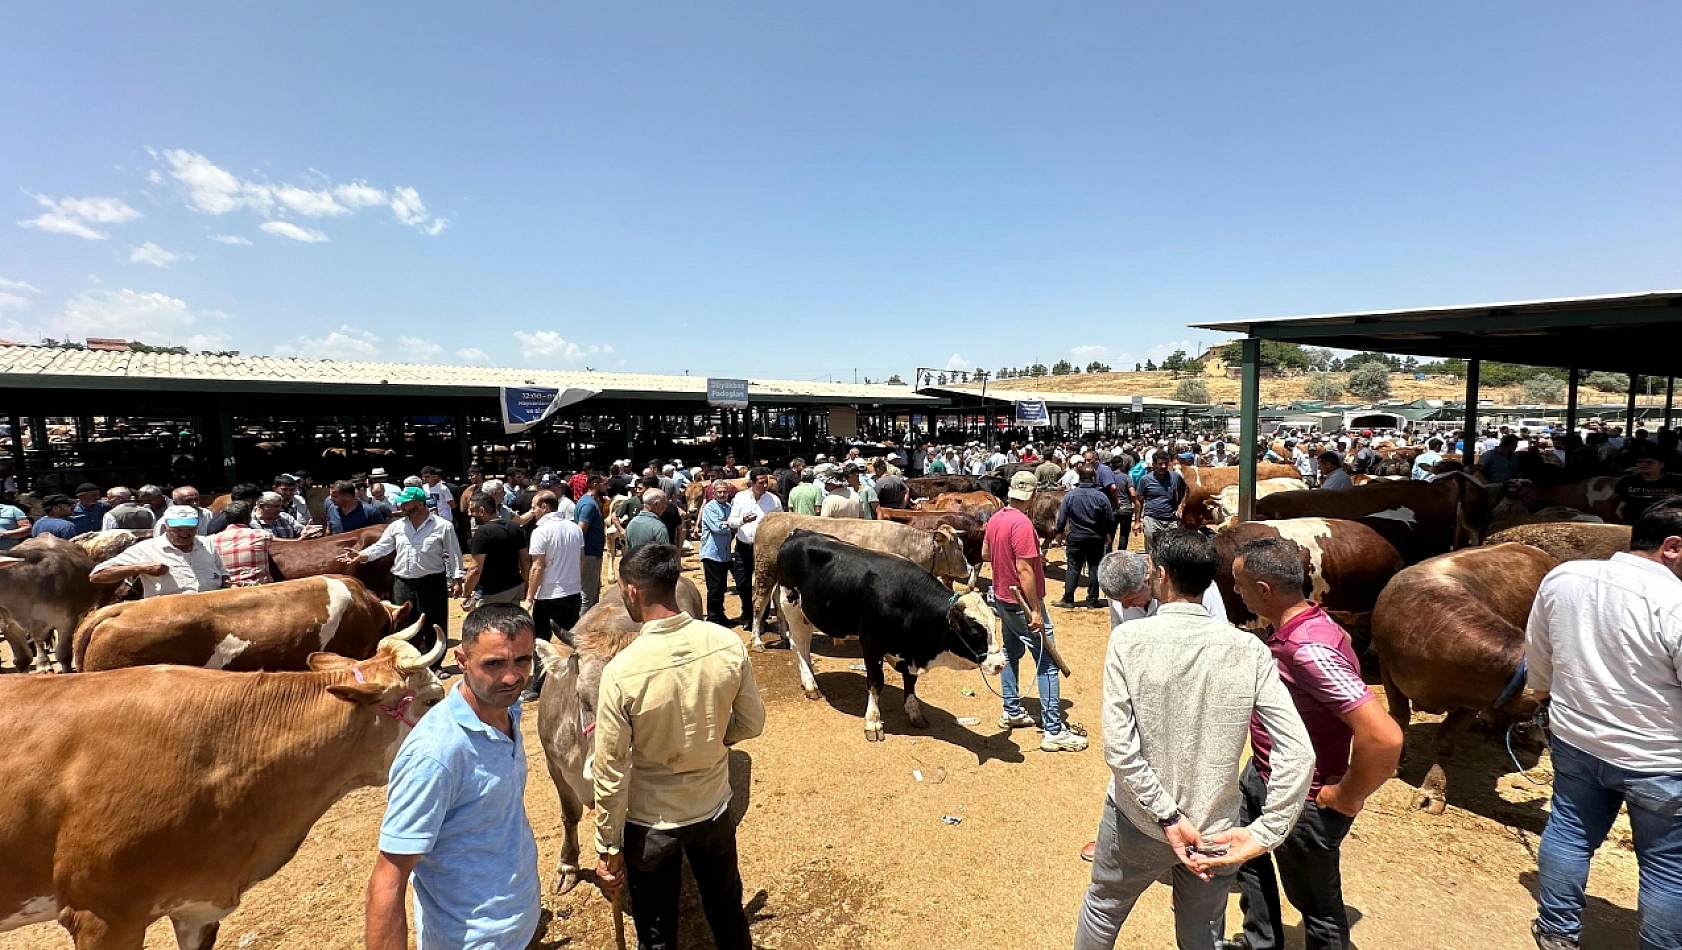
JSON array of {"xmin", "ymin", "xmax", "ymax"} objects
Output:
[
  {"xmin": 457, "ymin": 412, "xmax": 472, "ymax": 476},
  {"xmin": 217, "ymin": 404, "xmax": 238, "ymax": 488},
  {"xmin": 746, "ymin": 405, "xmax": 755, "ymax": 462},
  {"xmin": 1237, "ymin": 338, "xmax": 1260, "ymax": 523},
  {"xmin": 1627, "ymin": 371, "xmax": 1639, "ymax": 430},
  {"xmin": 1462, "ymin": 360, "xmax": 1481, "ymax": 466},
  {"xmin": 1666, "ymin": 377, "xmax": 1675, "ymax": 431},
  {"xmin": 1565, "ymin": 368, "xmax": 1580, "ymax": 434},
  {"xmin": 7, "ymin": 413, "xmax": 24, "ymax": 467}
]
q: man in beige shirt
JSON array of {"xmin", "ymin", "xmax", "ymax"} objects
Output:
[
  {"xmin": 818, "ymin": 474, "xmax": 865, "ymax": 519},
  {"xmin": 592, "ymin": 542, "xmax": 765, "ymax": 950}
]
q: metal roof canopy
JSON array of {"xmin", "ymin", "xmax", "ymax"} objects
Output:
[
  {"xmin": 1192, "ymin": 290, "xmax": 1682, "ymax": 523},
  {"xmin": 1192, "ymin": 290, "xmax": 1682, "ymax": 378}
]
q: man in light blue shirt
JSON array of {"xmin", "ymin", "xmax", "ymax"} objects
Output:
[
  {"xmin": 1411, "ymin": 438, "xmax": 1445, "ymax": 481},
  {"xmin": 700, "ymin": 480, "xmax": 734, "ymax": 625},
  {"xmin": 365, "ymin": 604, "xmax": 540, "ymax": 950}
]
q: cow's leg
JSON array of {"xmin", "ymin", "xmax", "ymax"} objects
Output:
[
  {"xmin": 52, "ymin": 622, "xmax": 76, "ymax": 674},
  {"xmin": 863, "ymin": 659, "xmax": 886, "ymax": 742},
  {"xmin": 170, "ymin": 912, "xmax": 226, "ymax": 950},
  {"xmin": 29, "ymin": 622, "xmax": 55, "ymax": 674},
  {"xmin": 778, "ymin": 588, "xmax": 821, "ymax": 700},
  {"xmin": 550, "ymin": 770, "xmax": 586, "ymax": 894},
  {"xmin": 901, "ymin": 670, "xmax": 927, "ymax": 730},
  {"xmin": 60, "ymin": 909, "xmax": 148, "ymax": 950},
  {"xmin": 1414, "ymin": 709, "xmax": 1474, "ymax": 816},
  {"xmin": 1, "ymin": 610, "xmax": 31, "ymax": 673}
]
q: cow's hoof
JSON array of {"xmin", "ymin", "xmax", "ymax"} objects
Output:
[
  {"xmin": 802, "ymin": 686, "xmax": 822, "ymax": 701},
  {"xmin": 865, "ymin": 724, "xmax": 884, "ymax": 742},
  {"xmin": 555, "ymin": 868, "xmax": 579, "ymax": 895},
  {"xmin": 907, "ymin": 713, "xmax": 929, "ymax": 729},
  {"xmin": 749, "ymin": 639, "xmax": 766, "ymax": 653},
  {"xmin": 1414, "ymin": 764, "xmax": 1449, "ymax": 815}
]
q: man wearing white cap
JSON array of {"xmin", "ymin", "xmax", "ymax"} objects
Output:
[{"xmin": 91, "ymin": 504, "xmax": 227, "ymax": 598}]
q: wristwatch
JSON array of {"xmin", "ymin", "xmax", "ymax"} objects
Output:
[{"xmin": 1156, "ymin": 809, "xmax": 1183, "ymax": 828}]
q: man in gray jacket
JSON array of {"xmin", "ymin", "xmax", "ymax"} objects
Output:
[{"xmin": 1074, "ymin": 529, "xmax": 1315, "ymax": 950}]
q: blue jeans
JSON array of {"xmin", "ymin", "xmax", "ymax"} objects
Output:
[
  {"xmin": 993, "ymin": 599, "xmax": 1064, "ymax": 734},
  {"xmin": 1536, "ymin": 738, "xmax": 1682, "ymax": 949}
]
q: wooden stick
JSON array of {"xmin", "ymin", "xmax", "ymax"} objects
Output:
[
  {"xmin": 613, "ymin": 887, "xmax": 627, "ymax": 950},
  {"xmin": 1010, "ymin": 586, "xmax": 1073, "ymax": 677}
]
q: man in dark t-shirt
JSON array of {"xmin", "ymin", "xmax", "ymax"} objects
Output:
[
  {"xmin": 1617, "ymin": 446, "xmax": 1682, "ymax": 522},
  {"xmin": 462, "ymin": 491, "xmax": 527, "ymax": 608}
]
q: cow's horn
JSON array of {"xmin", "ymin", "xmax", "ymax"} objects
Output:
[
  {"xmin": 400, "ymin": 629, "xmax": 446, "ymax": 672},
  {"xmin": 392, "ymin": 616, "xmax": 424, "ymax": 641}
]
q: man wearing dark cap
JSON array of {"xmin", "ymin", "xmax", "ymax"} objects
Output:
[
  {"xmin": 68, "ymin": 482, "xmax": 110, "ymax": 534},
  {"xmin": 1617, "ymin": 443, "xmax": 1682, "ymax": 522},
  {"xmin": 31, "ymin": 495, "xmax": 80, "ymax": 540}
]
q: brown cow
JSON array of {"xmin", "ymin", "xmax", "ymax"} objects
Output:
[
  {"xmin": 749, "ymin": 512, "xmax": 974, "ymax": 650},
  {"xmin": 75, "ymin": 576, "xmax": 417, "ymax": 672},
  {"xmin": 1254, "ymin": 473, "xmax": 1494, "ymax": 565},
  {"xmin": 1485, "ymin": 522, "xmax": 1631, "ymax": 562},
  {"xmin": 533, "ymin": 578, "xmax": 704, "ymax": 894},
  {"xmin": 1214, "ymin": 519, "xmax": 1404, "ymax": 653},
  {"xmin": 903, "ymin": 475, "xmax": 980, "ymax": 502},
  {"xmin": 0, "ymin": 635, "xmax": 446, "ymax": 948},
  {"xmin": 914, "ymin": 491, "xmax": 1004, "ymax": 518},
  {"xmin": 1177, "ymin": 463, "xmax": 1303, "ymax": 530},
  {"xmin": 1511, "ymin": 475, "xmax": 1624, "ymax": 523},
  {"xmin": 1370, "ymin": 542, "xmax": 1557, "ymax": 813},
  {"xmin": 0, "ymin": 536, "xmax": 128, "ymax": 673},
  {"xmin": 269, "ymin": 523, "xmax": 394, "ymax": 598},
  {"xmin": 1024, "ymin": 489, "xmax": 1067, "ymax": 550}
]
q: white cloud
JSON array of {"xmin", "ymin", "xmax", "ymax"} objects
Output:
[
  {"xmin": 154, "ymin": 149, "xmax": 446, "ymax": 236},
  {"xmin": 943, "ymin": 353, "xmax": 971, "ymax": 371},
  {"xmin": 261, "ymin": 221, "xmax": 329, "ymax": 243},
  {"xmin": 514, "ymin": 329, "xmax": 608, "ymax": 363},
  {"xmin": 209, "ymin": 234, "xmax": 252, "ymax": 245},
  {"xmin": 17, "ymin": 194, "xmax": 142, "ymax": 240},
  {"xmin": 23, "ymin": 287, "xmax": 231, "ymax": 349},
  {"xmin": 0, "ymin": 278, "xmax": 40, "ymax": 293},
  {"xmin": 1146, "ymin": 339, "xmax": 1196, "ymax": 363},
  {"xmin": 1069, "ymin": 344, "xmax": 1131, "ymax": 368},
  {"xmin": 129, "ymin": 241, "xmax": 181, "ymax": 267},
  {"xmin": 456, "ymin": 347, "xmax": 491, "ymax": 364},
  {"xmin": 398, "ymin": 336, "xmax": 444, "ymax": 362},
  {"xmin": 0, "ymin": 292, "xmax": 30, "ymax": 310},
  {"xmin": 274, "ymin": 324, "xmax": 380, "ymax": 360}
]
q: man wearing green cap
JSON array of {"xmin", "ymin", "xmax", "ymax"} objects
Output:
[{"xmin": 341, "ymin": 485, "xmax": 464, "ymax": 658}]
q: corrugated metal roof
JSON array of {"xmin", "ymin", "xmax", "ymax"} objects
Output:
[
  {"xmin": 0, "ymin": 345, "xmax": 940, "ymax": 404},
  {"xmin": 927, "ymin": 384, "xmax": 1204, "ymax": 409},
  {"xmin": 1191, "ymin": 289, "xmax": 1682, "ymax": 334}
]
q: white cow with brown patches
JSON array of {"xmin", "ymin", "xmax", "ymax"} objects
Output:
[
  {"xmin": 1214, "ymin": 518, "xmax": 1404, "ymax": 654},
  {"xmin": 73, "ymin": 575, "xmax": 413, "ymax": 673},
  {"xmin": 0, "ymin": 631, "xmax": 445, "ymax": 949}
]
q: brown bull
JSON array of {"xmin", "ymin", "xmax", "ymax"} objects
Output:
[
  {"xmin": 1370, "ymin": 542, "xmax": 1557, "ymax": 814},
  {"xmin": 1254, "ymin": 472, "xmax": 1493, "ymax": 565},
  {"xmin": 0, "ymin": 635, "xmax": 446, "ymax": 949},
  {"xmin": 75, "ymin": 576, "xmax": 417, "ymax": 672},
  {"xmin": 903, "ymin": 475, "xmax": 979, "ymax": 502},
  {"xmin": 269, "ymin": 524, "xmax": 394, "ymax": 599},
  {"xmin": 749, "ymin": 512, "xmax": 974, "ymax": 650},
  {"xmin": 1024, "ymin": 489, "xmax": 1066, "ymax": 550},
  {"xmin": 1178, "ymin": 463, "xmax": 1303, "ymax": 530},
  {"xmin": 533, "ymin": 578, "xmax": 704, "ymax": 895},
  {"xmin": 0, "ymin": 535, "xmax": 131, "ymax": 673},
  {"xmin": 1214, "ymin": 519, "xmax": 1403, "ymax": 652},
  {"xmin": 914, "ymin": 491, "xmax": 1004, "ymax": 518},
  {"xmin": 1511, "ymin": 475, "xmax": 1624, "ymax": 523},
  {"xmin": 1485, "ymin": 522, "xmax": 1630, "ymax": 562}
]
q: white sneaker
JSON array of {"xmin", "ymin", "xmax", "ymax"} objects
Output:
[
  {"xmin": 1040, "ymin": 729, "xmax": 1090, "ymax": 752},
  {"xmin": 999, "ymin": 711, "xmax": 1037, "ymax": 730}
]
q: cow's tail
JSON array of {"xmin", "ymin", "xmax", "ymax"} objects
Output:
[{"xmin": 71, "ymin": 601, "xmax": 125, "ymax": 670}]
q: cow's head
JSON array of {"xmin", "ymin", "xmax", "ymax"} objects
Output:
[
  {"xmin": 380, "ymin": 599, "xmax": 416, "ymax": 635},
  {"xmin": 944, "ymin": 591, "xmax": 1005, "ymax": 676},
  {"xmin": 930, "ymin": 525, "xmax": 972, "ymax": 580},
  {"xmin": 313, "ymin": 617, "xmax": 447, "ymax": 754}
]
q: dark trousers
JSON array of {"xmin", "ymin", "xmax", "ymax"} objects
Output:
[
  {"xmin": 1063, "ymin": 536, "xmax": 1105, "ymax": 604},
  {"xmin": 1234, "ymin": 760, "xmax": 1355, "ymax": 950},
  {"xmin": 624, "ymin": 810, "xmax": 753, "ymax": 950},
  {"xmin": 1112, "ymin": 510, "xmax": 1132, "ymax": 551},
  {"xmin": 391, "ymin": 573, "xmax": 448, "ymax": 655},
  {"xmin": 703, "ymin": 558, "xmax": 731, "ymax": 624},
  {"xmin": 729, "ymin": 542, "xmax": 755, "ymax": 625},
  {"xmin": 527, "ymin": 594, "xmax": 583, "ymax": 696}
]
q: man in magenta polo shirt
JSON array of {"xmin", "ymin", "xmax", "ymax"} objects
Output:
[
  {"xmin": 1212, "ymin": 536, "xmax": 1403, "ymax": 950},
  {"xmin": 983, "ymin": 471, "xmax": 1086, "ymax": 752}
]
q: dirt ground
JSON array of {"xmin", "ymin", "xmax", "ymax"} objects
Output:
[{"xmin": 1, "ymin": 549, "xmax": 1649, "ymax": 950}]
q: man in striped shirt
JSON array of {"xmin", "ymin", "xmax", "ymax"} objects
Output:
[{"xmin": 1216, "ymin": 537, "xmax": 1403, "ymax": 950}]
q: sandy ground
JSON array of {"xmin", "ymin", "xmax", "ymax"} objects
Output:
[{"xmin": 0, "ymin": 549, "xmax": 1648, "ymax": 950}]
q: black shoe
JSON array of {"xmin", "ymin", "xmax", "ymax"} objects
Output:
[
  {"xmin": 1051, "ymin": 600, "xmax": 1078, "ymax": 609},
  {"xmin": 1083, "ymin": 600, "xmax": 1103, "ymax": 609}
]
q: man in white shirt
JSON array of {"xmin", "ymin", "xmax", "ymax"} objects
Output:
[
  {"xmin": 420, "ymin": 466, "xmax": 455, "ymax": 522},
  {"xmin": 726, "ymin": 466, "xmax": 783, "ymax": 630},
  {"xmin": 1526, "ymin": 497, "xmax": 1682, "ymax": 950},
  {"xmin": 521, "ymin": 490, "xmax": 586, "ymax": 700},
  {"xmin": 341, "ymin": 486, "xmax": 463, "ymax": 661},
  {"xmin": 91, "ymin": 505, "xmax": 226, "ymax": 598}
]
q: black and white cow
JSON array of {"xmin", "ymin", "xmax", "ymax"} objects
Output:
[{"xmin": 776, "ymin": 530, "xmax": 1004, "ymax": 742}]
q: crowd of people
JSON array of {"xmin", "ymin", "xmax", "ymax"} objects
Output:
[{"xmin": 4, "ymin": 417, "xmax": 1679, "ymax": 950}]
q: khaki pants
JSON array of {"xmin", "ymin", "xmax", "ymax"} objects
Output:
[{"xmin": 581, "ymin": 554, "xmax": 603, "ymax": 612}]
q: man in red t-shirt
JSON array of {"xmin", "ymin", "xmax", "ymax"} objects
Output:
[
  {"xmin": 1212, "ymin": 536, "xmax": 1403, "ymax": 950},
  {"xmin": 983, "ymin": 471, "xmax": 1086, "ymax": 752}
]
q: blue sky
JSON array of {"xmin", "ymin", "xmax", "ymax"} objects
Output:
[{"xmin": 5, "ymin": 3, "xmax": 1681, "ymax": 381}]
